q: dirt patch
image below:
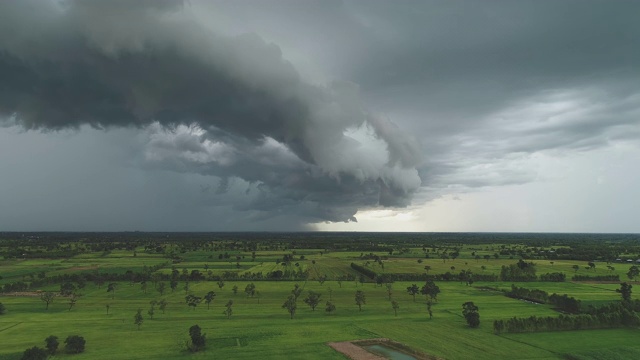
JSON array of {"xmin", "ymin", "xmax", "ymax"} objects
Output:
[
  {"xmin": 328, "ymin": 338, "xmax": 440, "ymax": 360},
  {"xmin": 328, "ymin": 340, "xmax": 386, "ymax": 360}
]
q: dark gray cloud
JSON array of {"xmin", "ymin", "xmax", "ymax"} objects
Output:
[{"xmin": 0, "ymin": 0, "xmax": 421, "ymax": 225}]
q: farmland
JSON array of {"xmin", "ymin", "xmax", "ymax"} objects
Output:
[{"xmin": 1, "ymin": 232, "xmax": 640, "ymax": 359}]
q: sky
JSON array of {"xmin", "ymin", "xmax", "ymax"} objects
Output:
[{"xmin": 1, "ymin": 0, "xmax": 639, "ymax": 233}]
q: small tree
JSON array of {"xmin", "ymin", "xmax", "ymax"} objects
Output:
[
  {"xmin": 406, "ymin": 284, "xmax": 419, "ymax": 302},
  {"xmin": 303, "ymin": 291, "xmax": 321, "ymax": 311},
  {"xmin": 617, "ymin": 282, "xmax": 633, "ymax": 302},
  {"xmin": 572, "ymin": 265, "xmax": 580, "ymax": 273},
  {"xmin": 386, "ymin": 283, "xmax": 393, "ymax": 300},
  {"xmin": 159, "ymin": 299, "xmax": 168, "ymax": 314},
  {"xmin": 68, "ymin": 293, "xmax": 80, "ymax": 311},
  {"xmin": 148, "ymin": 302, "xmax": 156, "ymax": 320},
  {"xmin": 245, "ymin": 283, "xmax": 256, "ymax": 298},
  {"xmin": 107, "ymin": 283, "xmax": 117, "ymax": 299},
  {"xmin": 105, "ymin": 304, "xmax": 110, "ymax": 315},
  {"xmin": 628, "ymin": 266, "xmax": 640, "ymax": 281},
  {"xmin": 204, "ymin": 291, "xmax": 216, "ymax": 310},
  {"xmin": 40, "ymin": 292, "xmax": 55, "ymax": 310},
  {"xmin": 185, "ymin": 295, "xmax": 202, "ymax": 310},
  {"xmin": 325, "ymin": 301, "xmax": 336, "ymax": 315},
  {"xmin": 21, "ymin": 346, "xmax": 48, "ymax": 360},
  {"xmin": 291, "ymin": 284, "xmax": 302, "ymax": 300},
  {"xmin": 427, "ymin": 300, "xmax": 433, "ymax": 319},
  {"xmin": 183, "ymin": 281, "xmax": 190, "ymax": 294},
  {"xmin": 170, "ymin": 280, "xmax": 178, "ymax": 292},
  {"xmin": 64, "ymin": 335, "xmax": 86, "ymax": 354},
  {"xmin": 0, "ymin": 302, "xmax": 6, "ymax": 315},
  {"xmin": 223, "ymin": 300, "xmax": 233, "ymax": 319},
  {"xmin": 140, "ymin": 281, "xmax": 148, "ymax": 294},
  {"xmin": 134, "ymin": 309, "xmax": 144, "ymax": 330},
  {"xmin": 355, "ymin": 290, "xmax": 366, "ymax": 311},
  {"xmin": 217, "ymin": 280, "xmax": 225, "ymax": 289},
  {"xmin": 157, "ymin": 282, "xmax": 166, "ymax": 296},
  {"xmin": 282, "ymin": 294, "xmax": 297, "ymax": 319},
  {"xmin": 391, "ymin": 300, "xmax": 399, "ymax": 316},
  {"xmin": 462, "ymin": 302, "xmax": 480, "ymax": 328},
  {"xmin": 45, "ymin": 335, "xmax": 59, "ymax": 355},
  {"xmin": 189, "ymin": 325, "xmax": 206, "ymax": 352}
]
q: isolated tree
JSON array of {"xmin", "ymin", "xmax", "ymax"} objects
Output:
[
  {"xmin": 391, "ymin": 300, "xmax": 399, "ymax": 316},
  {"xmin": 183, "ymin": 281, "xmax": 190, "ymax": 294},
  {"xmin": 355, "ymin": 290, "xmax": 366, "ymax": 311},
  {"xmin": 303, "ymin": 291, "xmax": 321, "ymax": 311},
  {"xmin": 617, "ymin": 282, "xmax": 633, "ymax": 302},
  {"xmin": 157, "ymin": 282, "xmax": 166, "ymax": 296},
  {"xmin": 189, "ymin": 325, "xmax": 206, "ymax": 352},
  {"xmin": 107, "ymin": 283, "xmax": 117, "ymax": 299},
  {"xmin": 462, "ymin": 302, "xmax": 480, "ymax": 328},
  {"xmin": 45, "ymin": 335, "xmax": 59, "ymax": 355},
  {"xmin": 159, "ymin": 299, "xmax": 168, "ymax": 314},
  {"xmin": 572, "ymin": 265, "xmax": 580, "ymax": 273},
  {"xmin": 328, "ymin": 287, "xmax": 333, "ymax": 301},
  {"xmin": 21, "ymin": 346, "xmax": 48, "ymax": 360},
  {"xmin": 140, "ymin": 281, "xmax": 148, "ymax": 294},
  {"xmin": 105, "ymin": 304, "xmax": 110, "ymax": 315},
  {"xmin": 627, "ymin": 266, "xmax": 640, "ymax": 281},
  {"xmin": 588, "ymin": 262, "xmax": 596, "ymax": 271},
  {"xmin": 40, "ymin": 292, "xmax": 55, "ymax": 310},
  {"xmin": 68, "ymin": 293, "xmax": 80, "ymax": 311},
  {"xmin": 291, "ymin": 284, "xmax": 302, "ymax": 300},
  {"xmin": 217, "ymin": 280, "xmax": 225, "ymax": 289},
  {"xmin": 64, "ymin": 335, "xmax": 85, "ymax": 354},
  {"xmin": 0, "ymin": 302, "xmax": 5, "ymax": 315},
  {"xmin": 204, "ymin": 291, "xmax": 216, "ymax": 309},
  {"xmin": 185, "ymin": 295, "xmax": 202, "ymax": 310},
  {"xmin": 60, "ymin": 282, "xmax": 76, "ymax": 296},
  {"xmin": 386, "ymin": 283, "xmax": 393, "ymax": 300},
  {"xmin": 134, "ymin": 309, "xmax": 144, "ymax": 330},
  {"xmin": 245, "ymin": 283, "xmax": 256, "ymax": 298},
  {"xmin": 422, "ymin": 280, "xmax": 441, "ymax": 302},
  {"xmin": 223, "ymin": 300, "xmax": 233, "ymax": 319},
  {"xmin": 232, "ymin": 285, "xmax": 239, "ymax": 295},
  {"xmin": 148, "ymin": 303, "xmax": 156, "ymax": 320},
  {"xmin": 483, "ymin": 255, "xmax": 490, "ymax": 262},
  {"xmin": 337, "ymin": 280, "xmax": 343, "ymax": 288},
  {"xmin": 426, "ymin": 300, "xmax": 433, "ymax": 319},
  {"xmin": 406, "ymin": 284, "xmax": 419, "ymax": 302},
  {"xmin": 170, "ymin": 279, "xmax": 178, "ymax": 292},
  {"xmin": 325, "ymin": 301, "xmax": 336, "ymax": 315},
  {"xmin": 282, "ymin": 294, "xmax": 297, "ymax": 319},
  {"xmin": 424, "ymin": 265, "xmax": 432, "ymax": 273}
]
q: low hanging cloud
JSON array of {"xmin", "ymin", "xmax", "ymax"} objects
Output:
[{"xmin": 0, "ymin": 0, "xmax": 422, "ymax": 224}]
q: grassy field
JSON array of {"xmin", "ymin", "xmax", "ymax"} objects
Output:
[{"xmin": 2, "ymin": 241, "xmax": 640, "ymax": 359}]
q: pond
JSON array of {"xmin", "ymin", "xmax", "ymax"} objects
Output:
[{"xmin": 364, "ymin": 345, "xmax": 418, "ymax": 360}]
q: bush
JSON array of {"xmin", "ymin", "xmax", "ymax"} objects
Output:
[
  {"xmin": 21, "ymin": 346, "xmax": 48, "ymax": 360},
  {"xmin": 64, "ymin": 335, "xmax": 85, "ymax": 354}
]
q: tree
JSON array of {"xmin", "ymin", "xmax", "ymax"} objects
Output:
[
  {"xmin": 189, "ymin": 325, "xmax": 206, "ymax": 352},
  {"xmin": 232, "ymin": 285, "xmax": 239, "ymax": 295},
  {"xmin": 627, "ymin": 266, "xmax": 639, "ymax": 281},
  {"xmin": 40, "ymin": 292, "xmax": 55, "ymax": 310},
  {"xmin": 617, "ymin": 282, "xmax": 633, "ymax": 302},
  {"xmin": 424, "ymin": 265, "xmax": 432, "ymax": 273},
  {"xmin": 386, "ymin": 283, "xmax": 393, "ymax": 300},
  {"xmin": 134, "ymin": 309, "xmax": 144, "ymax": 330},
  {"xmin": 157, "ymin": 282, "xmax": 166, "ymax": 296},
  {"xmin": 223, "ymin": 300, "xmax": 233, "ymax": 319},
  {"xmin": 355, "ymin": 290, "xmax": 366, "ymax": 311},
  {"xmin": 0, "ymin": 302, "xmax": 5, "ymax": 315},
  {"xmin": 60, "ymin": 282, "xmax": 76, "ymax": 296},
  {"xmin": 462, "ymin": 302, "xmax": 480, "ymax": 328},
  {"xmin": 291, "ymin": 284, "xmax": 302, "ymax": 300},
  {"xmin": 107, "ymin": 283, "xmax": 117, "ymax": 299},
  {"xmin": 68, "ymin": 293, "xmax": 80, "ymax": 311},
  {"xmin": 170, "ymin": 279, "xmax": 178, "ymax": 293},
  {"xmin": 421, "ymin": 280, "xmax": 441, "ymax": 302},
  {"xmin": 204, "ymin": 291, "xmax": 216, "ymax": 310},
  {"xmin": 159, "ymin": 299, "xmax": 168, "ymax": 314},
  {"xmin": 325, "ymin": 301, "xmax": 336, "ymax": 315},
  {"xmin": 105, "ymin": 304, "xmax": 110, "ymax": 315},
  {"xmin": 391, "ymin": 300, "xmax": 399, "ymax": 316},
  {"xmin": 183, "ymin": 281, "xmax": 190, "ymax": 294},
  {"xmin": 217, "ymin": 280, "xmax": 225, "ymax": 289},
  {"xmin": 426, "ymin": 300, "xmax": 433, "ymax": 319},
  {"xmin": 140, "ymin": 281, "xmax": 148, "ymax": 294},
  {"xmin": 572, "ymin": 265, "xmax": 580, "ymax": 273},
  {"xmin": 245, "ymin": 283, "xmax": 256, "ymax": 298},
  {"xmin": 282, "ymin": 294, "xmax": 297, "ymax": 319},
  {"xmin": 21, "ymin": 346, "xmax": 48, "ymax": 360},
  {"xmin": 406, "ymin": 284, "xmax": 419, "ymax": 302},
  {"xmin": 303, "ymin": 291, "xmax": 321, "ymax": 311},
  {"xmin": 148, "ymin": 301, "xmax": 156, "ymax": 320},
  {"xmin": 185, "ymin": 295, "xmax": 202, "ymax": 310},
  {"xmin": 588, "ymin": 262, "xmax": 596, "ymax": 271},
  {"xmin": 64, "ymin": 335, "xmax": 86, "ymax": 354},
  {"xmin": 45, "ymin": 335, "xmax": 59, "ymax": 355}
]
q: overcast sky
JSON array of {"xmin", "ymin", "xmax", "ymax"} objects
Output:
[{"xmin": 1, "ymin": 0, "xmax": 639, "ymax": 232}]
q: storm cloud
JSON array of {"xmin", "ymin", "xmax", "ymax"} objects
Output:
[{"xmin": 0, "ymin": 0, "xmax": 421, "ymax": 224}]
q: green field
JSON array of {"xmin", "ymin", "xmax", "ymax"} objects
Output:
[{"xmin": 2, "ymin": 234, "xmax": 640, "ymax": 359}]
